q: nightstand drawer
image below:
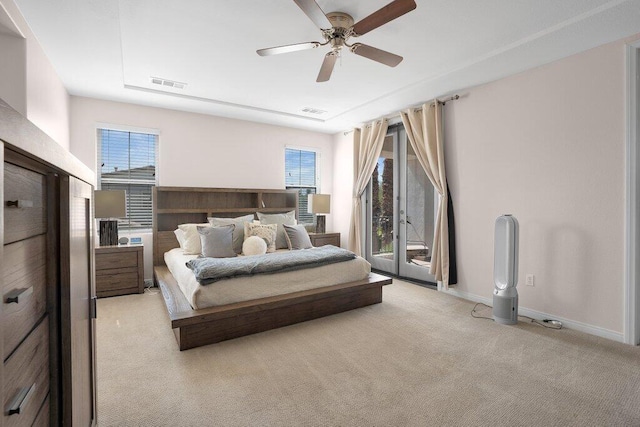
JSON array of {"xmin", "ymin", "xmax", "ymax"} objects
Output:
[
  {"xmin": 309, "ymin": 233, "xmax": 340, "ymax": 248},
  {"xmin": 95, "ymin": 250, "xmax": 138, "ymax": 270},
  {"xmin": 96, "ymin": 269, "xmax": 139, "ymax": 293}
]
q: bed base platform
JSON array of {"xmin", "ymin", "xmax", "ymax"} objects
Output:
[{"xmin": 154, "ymin": 266, "xmax": 392, "ymax": 351}]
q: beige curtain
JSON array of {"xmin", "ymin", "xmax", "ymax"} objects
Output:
[
  {"xmin": 400, "ymin": 101, "xmax": 450, "ymax": 288},
  {"xmin": 348, "ymin": 120, "xmax": 389, "ymax": 256}
]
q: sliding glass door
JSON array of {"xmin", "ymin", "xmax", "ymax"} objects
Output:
[
  {"xmin": 366, "ymin": 133, "xmax": 398, "ymax": 274},
  {"xmin": 365, "ymin": 124, "xmax": 437, "ymax": 284}
]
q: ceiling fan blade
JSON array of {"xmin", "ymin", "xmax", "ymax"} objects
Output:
[
  {"xmin": 257, "ymin": 41, "xmax": 320, "ymax": 56},
  {"xmin": 352, "ymin": 0, "xmax": 417, "ymax": 36},
  {"xmin": 317, "ymin": 52, "xmax": 337, "ymax": 82},
  {"xmin": 351, "ymin": 43, "xmax": 403, "ymax": 67},
  {"xmin": 293, "ymin": 0, "xmax": 332, "ymax": 30}
]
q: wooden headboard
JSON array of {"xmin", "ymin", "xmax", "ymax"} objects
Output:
[{"xmin": 152, "ymin": 186, "xmax": 299, "ymax": 266}]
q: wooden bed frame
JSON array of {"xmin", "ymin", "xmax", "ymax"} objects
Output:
[{"xmin": 152, "ymin": 186, "xmax": 392, "ymax": 351}]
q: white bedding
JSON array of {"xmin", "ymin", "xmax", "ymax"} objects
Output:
[{"xmin": 164, "ymin": 248, "xmax": 372, "ymax": 309}]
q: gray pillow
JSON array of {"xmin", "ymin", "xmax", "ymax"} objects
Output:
[
  {"xmin": 197, "ymin": 225, "xmax": 236, "ymax": 258},
  {"xmin": 256, "ymin": 210, "xmax": 296, "ymax": 250},
  {"xmin": 207, "ymin": 214, "xmax": 254, "ymax": 253},
  {"xmin": 283, "ymin": 224, "xmax": 313, "ymax": 250}
]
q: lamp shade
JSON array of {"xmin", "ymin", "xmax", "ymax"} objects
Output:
[
  {"xmin": 308, "ymin": 194, "xmax": 330, "ymax": 214},
  {"xmin": 94, "ymin": 190, "xmax": 126, "ymax": 218}
]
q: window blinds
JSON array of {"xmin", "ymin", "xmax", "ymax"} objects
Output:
[
  {"xmin": 98, "ymin": 129, "xmax": 156, "ymax": 231},
  {"xmin": 285, "ymin": 148, "xmax": 317, "ymax": 224}
]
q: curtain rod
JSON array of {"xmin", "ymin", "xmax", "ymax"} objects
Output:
[{"xmin": 343, "ymin": 94, "xmax": 460, "ymax": 136}]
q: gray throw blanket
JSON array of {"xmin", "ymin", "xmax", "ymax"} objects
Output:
[{"xmin": 186, "ymin": 245, "xmax": 357, "ymax": 285}]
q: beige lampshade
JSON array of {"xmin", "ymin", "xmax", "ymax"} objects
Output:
[
  {"xmin": 94, "ymin": 190, "xmax": 126, "ymax": 218},
  {"xmin": 308, "ymin": 194, "xmax": 331, "ymax": 214}
]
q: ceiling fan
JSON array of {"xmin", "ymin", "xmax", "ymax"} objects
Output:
[{"xmin": 257, "ymin": 0, "xmax": 417, "ymax": 82}]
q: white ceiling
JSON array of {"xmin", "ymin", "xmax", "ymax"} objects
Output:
[{"xmin": 13, "ymin": 0, "xmax": 640, "ymax": 134}]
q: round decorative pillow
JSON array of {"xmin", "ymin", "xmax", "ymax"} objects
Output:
[{"xmin": 242, "ymin": 235, "xmax": 268, "ymax": 256}]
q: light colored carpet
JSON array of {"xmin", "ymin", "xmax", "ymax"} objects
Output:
[{"xmin": 96, "ymin": 281, "xmax": 640, "ymax": 427}]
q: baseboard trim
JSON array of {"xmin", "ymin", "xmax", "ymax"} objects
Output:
[{"xmin": 442, "ymin": 287, "xmax": 624, "ymax": 343}]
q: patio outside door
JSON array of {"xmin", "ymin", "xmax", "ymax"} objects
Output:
[{"xmin": 364, "ymin": 124, "xmax": 437, "ymax": 284}]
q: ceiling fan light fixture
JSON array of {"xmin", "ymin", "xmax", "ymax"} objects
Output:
[
  {"xmin": 326, "ymin": 12, "xmax": 354, "ymax": 29},
  {"xmin": 257, "ymin": 0, "xmax": 417, "ymax": 82}
]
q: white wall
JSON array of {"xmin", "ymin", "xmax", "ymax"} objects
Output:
[
  {"xmin": 0, "ymin": 31, "xmax": 26, "ymax": 114},
  {"xmin": 70, "ymin": 96, "xmax": 335, "ymax": 279},
  {"xmin": 0, "ymin": 0, "xmax": 70, "ymax": 148},
  {"xmin": 446, "ymin": 38, "xmax": 631, "ymax": 336},
  {"xmin": 334, "ymin": 36, "xmax": 637, "ymax": 338},
  {"xmin": 25, "ymin": 33, "xmax": 70, "ymax": 148}
]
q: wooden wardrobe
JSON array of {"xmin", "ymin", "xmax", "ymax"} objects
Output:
[{"xmin": 0, "ymin": 99, "xmax": 97, "ymax": 426}]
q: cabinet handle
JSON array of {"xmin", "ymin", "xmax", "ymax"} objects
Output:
[
  {"xmin": 7, "ymin": 383, "xmax": 35, "ymax": 415},
  {"xmin": 4, "ymin": 287, "xmax": 34, "ymax": 304},
  {"xmin": 5, "ymin": 200, "xmax": 34, "ymax": 208}
]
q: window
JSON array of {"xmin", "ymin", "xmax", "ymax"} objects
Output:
[
  {"xmin": 97, "ymin": 129, "xmax": 157, "ymax": 231},
  {"xmin": 285, "ymin": 148, "xmax": 318, "ymax": 224}
]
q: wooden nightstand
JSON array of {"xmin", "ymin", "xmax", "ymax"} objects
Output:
[
  {"xmin": 95, "ymin": 245, "xmax": 144, "ymax": 297},
  {"xmin": 309, "ymin": 232, "xmax": 340, "ymax": 247}
]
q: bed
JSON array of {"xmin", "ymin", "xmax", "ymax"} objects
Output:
[{"xmin": 153, "ymin": 186, "xmax": 392, "ymax": 350}]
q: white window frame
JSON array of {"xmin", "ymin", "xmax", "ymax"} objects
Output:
[
  {"xmin": 96, "ymin": 124, "xmax": 160, "ymax": 232},
  {"xmin": 285, "ymin": 145, "xmax": 321, "ymax": 224}
]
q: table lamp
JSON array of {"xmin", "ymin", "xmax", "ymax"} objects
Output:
[
  {"xmin": 94, "ymin": 190, "xmax": 126, "ymax": 246},
  {"xmin": 308, "ymin": 194, "xmax": 331, "ymax": 234}
]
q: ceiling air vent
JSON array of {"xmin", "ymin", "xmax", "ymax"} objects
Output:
[
  {"xmin": 301, "ymin": 107, "xmax": 327, "ymax": 115},
  {"xmin": 150, "ymin": 76, "xmax": 187, "ymax": 90}
]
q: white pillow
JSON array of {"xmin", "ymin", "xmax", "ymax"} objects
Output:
[
  {"xmin": 177, "ymin": 223, "xmax": 211, "ymax": 255},
  {"xmin": 242, "ymin": 235, "xmax": 267, "ymax": 256},
  {"xmin": 173, "ymin": 229, "xmax": 186, "ymax": 249}
]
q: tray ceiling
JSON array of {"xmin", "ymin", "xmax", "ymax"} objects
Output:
[{"xmin": 13, "ymin": 0, "xmax": 640, "ymax": 133}]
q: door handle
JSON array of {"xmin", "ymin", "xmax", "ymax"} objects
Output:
[
  {"xmin": 399, "ymin": 219, "xmax": 405, "ymax": 224},
  {"xmin": 90, "ymin": 296, "xmax": 97, "ymax": 319}
]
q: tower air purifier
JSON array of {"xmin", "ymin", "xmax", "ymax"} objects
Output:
[{"xmin": 493, "ymin": 214, "xmax": 519, "ymax": 325}]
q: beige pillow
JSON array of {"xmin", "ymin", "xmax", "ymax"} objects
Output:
[
  {"xmin": 177, "ymin": 223, "xmax": 211, "ymax": 255},
  {"xmin": 245, "ymin": 223, "xmax": 278, "ymax": 253}
]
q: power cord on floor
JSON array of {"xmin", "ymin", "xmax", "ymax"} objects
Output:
[
  {"xmin": 471, "ymin": 302, "xmax": 494, "ymax": 320},
  {"xmin": 144, "ymin": 283, "xmax": 159, "ymax": 295},
  {"xmin": 471, "ymin": 302, "xmax": 563, "ymax": 329}
]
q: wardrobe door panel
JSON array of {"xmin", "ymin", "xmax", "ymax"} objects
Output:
[{"xmin": 60, "ymin": 176, "xmax": 96, "ymax": 426}]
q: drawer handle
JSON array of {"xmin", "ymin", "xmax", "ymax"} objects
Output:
[
  {"xmin": 4, "ymin": 287, "xmax": 34, "ymax": 304},
  {"xmin": 5, "ymin": 200, "xmax": 34, "ymax": 208},
  {"xmin": 7, "ymin": 383, "xmax": 35, "ymax": 416}
]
